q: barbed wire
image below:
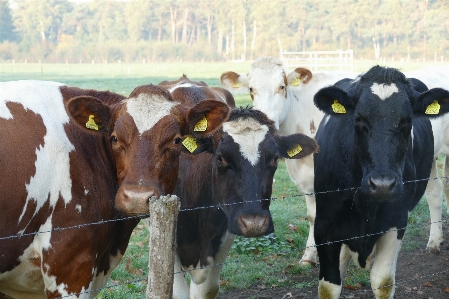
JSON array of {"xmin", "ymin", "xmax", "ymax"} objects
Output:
[{"xmin": 2, "ymin": 174, "xmax": 447, "ymax": 242}]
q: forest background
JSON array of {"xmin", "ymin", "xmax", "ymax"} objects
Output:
[{"xmin": 0, "ymin": 0, "xmax": 448, "ymax": 63}]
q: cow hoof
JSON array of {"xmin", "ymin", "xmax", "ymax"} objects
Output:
[
  {"xmin": 428, "ymin": 247, "xmax": 441, "ymax": 255},
  {"xmin": 299, "ymin": 259, "xmax": 318, "ymax": 266}
]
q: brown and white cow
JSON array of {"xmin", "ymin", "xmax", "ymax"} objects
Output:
[
  {"xmin": 0, "ymin": 80, "xmax": 229, "ymax": 299},
  {"xmin": 159, "ymin": 77, "xmax": 319, "ymax": 299}
]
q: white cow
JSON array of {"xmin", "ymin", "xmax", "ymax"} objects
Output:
[
  {"xmin": 405, "ymin": 66, "xmax": 449, "ymax": 253},
  {"xmin": 221, "ymin": 56, "xmax": 355, "ymax": 264}
]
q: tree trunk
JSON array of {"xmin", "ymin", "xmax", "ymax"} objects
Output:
[
  {"xmin": 158, "ymin": 17, "xmax": 162, "ymax": 42},
  {"xmin": 217, "ymin": 31, "xmax": 223, "ymax": 55},
  {"xmin": 181, "ymin": 9, "xmax": 189, "ymax": 44},
  {"xmin": 170, "ymin": 6, "xmax": 177, "ymax": 43},
  {"xmin": 242, "ymin": 20, "xmax": 247, "ymax": 61},
  {"xmin": 189, "ymin": 21, "xmax": 196, "ymax": 47},
  {"xmin": 207, "ymin": 15, "xmax": 213, "ymax": 44},
  {"xmin": 250, "ymin": 19, "xmax": 256, "ymax": 60},
  {"xmin": 231, "ymin": 19, "xmax": 235, "ymax": 60},
  {"xmin": 226, "ymin": 33, "xmax": 230, "ymax": 55}
]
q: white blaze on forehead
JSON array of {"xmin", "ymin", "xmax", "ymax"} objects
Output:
[
  {"xmin": 0, "ymin": 81, "xmax": 75, "ymax": 224},
  {"xmin": 223, "ymin": 118, "xmax": 269, "ymax": 166},
  {"xmin": 370, "ymin": 82, "xmax": 399, "ymax": 100},
  {"xmin": 168, "ymin": 82, "xmax": 194, "ymax": 93},
  {"xmin": 125, "ymin": 93, "xmax": 179, "ymax": 135}
]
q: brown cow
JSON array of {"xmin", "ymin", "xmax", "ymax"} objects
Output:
[
  {"xmin": 0, "ymin": 80, "xmax": 229, "ymax": 299},
  {"xmin": 158, "ymin": 77, "xmax": 319, "ymax": 299}
]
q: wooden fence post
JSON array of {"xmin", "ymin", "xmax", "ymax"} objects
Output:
[{"xmin": 146, "ymin": 195, "xmax": 180, "ymax": 299}]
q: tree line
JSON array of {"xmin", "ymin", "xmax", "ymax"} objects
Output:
[{"xmin": 0, "ymin": 0, "xmax": 448, "ymax": 63}]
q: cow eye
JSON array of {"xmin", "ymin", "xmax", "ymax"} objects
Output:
[
  {"xmin": 217, "ymin": 154, "xmax": 228, "ymax": 167},
  {"xmin": 173, "ymin": 137, "xmax": 182, "ymax": 145},
  {"xmin": 270, "ymin": 155, "xmax": 279, "ymax": 166},
  {"xmin": 109, "ymin": 135, "xmax": 118, "ymax": 144},
  {"xmin": 249, "ymin": 87, "xmax": 254, "ymax": 93}
]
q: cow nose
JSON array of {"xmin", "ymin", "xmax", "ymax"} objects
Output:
[
  {"xmin": 238, "ymin": 214, "xmax": 271, "ymax": 237},
  {"xmin": 368, "ymin": 175, "xmax": 397, "ymax": 196},
  {"xmin": 115, "ymin": 185, "xmax": 160, "ymax": 215}
]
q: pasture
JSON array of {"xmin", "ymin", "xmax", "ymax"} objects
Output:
[{"xmin": 1, "ymin": 61, "xmax": 448, "ymax": 298}]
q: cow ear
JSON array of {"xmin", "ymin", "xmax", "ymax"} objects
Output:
[
  {"xmin": 287, "ymin": 68, "xmax": 312, "ymax": 86},
  {"xmin": 413, "ymin": 88, "xmax": 449, "ymax": 118},
  {"xmin": 314, "ymin": 86, "xmax": 354, "ymax": 116},
  {"xmin": 187, "ymin": 100, "xmax": 230, "ymax": 137},
  {"xmin": 277, "ymin": 133, "xmax": 319, "ymax": 159},
  {"xmin": 220, "ymin": 71, "xmax": 249, "ymax": 92},
  {"xmin": 66, "ymin": 96, "xmax": 113, "ymax": 134}
]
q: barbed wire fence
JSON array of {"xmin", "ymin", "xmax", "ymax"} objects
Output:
[{"xmin": 2, "ymin": 174, "xmax": 449, "ymax": 298}]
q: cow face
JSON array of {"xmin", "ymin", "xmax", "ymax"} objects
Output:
[
  {"xmin": 212, "ymin": 108, "xmax": 319, "ymax": 237},
  {"xmin": 221, "ymin": 57, "xmax": 312, "ymax": 129},
  {"xmin": 314, "ymin": 66, "xmax": 449, "ymax": 199},
  {"xmin": 66, "ymin": 84, "xmax": 229, "ymax": 215}
]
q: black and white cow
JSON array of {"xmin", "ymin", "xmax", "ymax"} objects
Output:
[
  {"xmin": 313, "ymin": 66, "xmax": 449, "ymax": 298},
  {"xmin": 173, "ymin": 107, "xmax": 318, "ymax": 299}
]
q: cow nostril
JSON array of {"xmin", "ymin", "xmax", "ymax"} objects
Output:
[
  {"xmin": 368, "ymin": 175, "xmax": 397, "ymax": 195},
  {"xmin": 369, "ymin": 176, "xmax": 377, "ymax": 191}
]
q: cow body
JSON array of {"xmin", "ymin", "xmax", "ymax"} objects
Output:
[
  {"xmin": 404, "ymin": 67, "xmax": 449, "ymax": 253},
  {"xmin": 159, "ymin": 76, "xmax": 319, "ymax": 299},
  {"xmin": 221, "ymin": 57, "xmax": 355, "ymax": 264},
  {"xmin": 313, "ymin": 66, "xmax": 449, "ymax": 298},
  {"xmin": 0, "ymin": 80, "xmax": 229, "ymax": 299}
]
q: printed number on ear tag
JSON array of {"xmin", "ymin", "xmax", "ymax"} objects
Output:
[
  {"xmin": 86, "ymin": 115, "xmax": 99, "ymax": 130},
  {"xmin": 291, "ymin": 77, "xmax": 301, "ymax": 86},
  {"xmin": 194, "ymin": 116, "xmax": 208, "ymax": 132},
  {"xmin": 287, "ymin": 144, "xmax": 303, "ymax": 157},
  {"xmin": 182, "ymin": 137, "xmax": 198, "ymax": 153},
  {"xmin": 331, "ymin": 100, "xmax": 346, "ymax": 114},
  {"xmin": 232, "ymin": 82, "xmax": 242, "ymax": 88},
  {"xmin": 425, "ymin": 100, "xmax": 440, "ymax": 115}
]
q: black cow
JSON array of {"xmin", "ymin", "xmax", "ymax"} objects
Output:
[
  {"xmin": 175, "ymin": 111, "xmax": 317, "ymax": 298},
  {"xmin": 313, "ymin": 66, "xmax": 449, "ymax": 298}
]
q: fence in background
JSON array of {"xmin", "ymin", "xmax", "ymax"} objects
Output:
[{"xmin": 280, "ymin": 49, "xmax": 354, "ymax": 72}]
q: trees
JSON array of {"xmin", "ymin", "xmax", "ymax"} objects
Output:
[{"xmin": 1, "ymin": 0, "xmax": 449, "ymax": 62}]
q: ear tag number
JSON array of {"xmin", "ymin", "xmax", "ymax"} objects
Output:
[
  {"xmin": 194, "ymin": 116, "xmax": 208, "ymax": 132},
  {"xmin": 182, "ymin": 137, "xmax": 198, "ymax": 153},
  {"xmin": 425, "ymin": 100, "xmax": 440, "ymax": 115},
  {"xmin": 86, "ymin": 115, "xmax": 99, "ymax": 130},
  {"xmin": 332, "ymin": 100, "xmax": 346, "ymax": 114},
  {"xmin": 291, "ymin": 77, "xmax": 301, "ymax": 86},
  {"xmin": 232, "ymin": 82, "xmax": 242, "ymax": 88},
  {"xmin": 287, "ymin": 144, "xmax": 303, "ymax": 157}
]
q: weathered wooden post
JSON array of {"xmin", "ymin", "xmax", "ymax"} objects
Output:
[{"xmin": 146, "ymin": 195, "xmax": 180, "ymax": 299}]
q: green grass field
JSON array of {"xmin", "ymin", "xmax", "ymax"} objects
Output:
[{"xmin": 0, "ymin": 61, "xmax": 446, "ymax": 298}]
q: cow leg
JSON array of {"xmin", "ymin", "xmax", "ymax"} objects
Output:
[
  {"xmin": 189, "ymin": 232, "xmax": 235, "ymax": 299},
  {"xmin": 339, "ymin": 244, "xmax": 352, "ymax": 282},
  {"xmin": 370, "ymin": 228, "xmax": 401, "ymax": 299},
  {"xmin": 316, "ymin": 242, "xmax": 342, "ymax": 299},
  {"xmin": 285, "ymin": 157, "xmax": 318, "ymax": 265},
  {"xmin": 443, "ymin": 155, "xmax": 449, "ymax": 213},
  {"xmin": 173, "ymin": 252, "xmax": 189, "ymax": 299},
  {"xmin": 424, "ymin": 158, "xmax": 443, "ymax": 252}
]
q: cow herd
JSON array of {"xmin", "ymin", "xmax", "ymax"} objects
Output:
[{"xmin": 0, "ymin": 58, "xmax": 449, "ymax": 299}]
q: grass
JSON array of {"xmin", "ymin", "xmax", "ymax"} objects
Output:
[{"xmin": 0, "ymin": 61, "xmax": 445, "ymax": 298}]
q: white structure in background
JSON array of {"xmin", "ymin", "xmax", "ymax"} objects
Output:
[{"xmin": 280, "ymin": 49, "xmax": 353, "ymax": 72}]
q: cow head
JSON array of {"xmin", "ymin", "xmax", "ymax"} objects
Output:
[
  {"xmin": 221, "ymin": 56, "xmax": 312, "ymax": 129},
  {"xmin": 314, "ymin": 66, "xmax": 449, "ymax": 199},
  {"xmin": 212, "ymin": 108, "xmax": 319, "ymax": 237},
  {"xmin": 66, "ymin": 84, "xmax": 230, "ymax": 215}
]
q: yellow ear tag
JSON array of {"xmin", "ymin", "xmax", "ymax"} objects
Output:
[
  {"xmin": 232, "ymin": 82, "xmax": 242, "ymax": 88},
  {"xmin": 291, "ymin": 77, "xmax": 301, "ymax": 86},
  {"xmin": 182, "ymin": 137, "xmax": 198, "ymax": 153},
  {"xmin": 331, "ymin": 100, "xmax": 346, "ymax": 114},
  {"xmin": 194, "ymin": 116, "xmax": 208, "ymax": 132},
  {"xmin": 86, "ymin": 115, "xmax": 99, "ymax": 130},
  {"xmin": 287, "ymin": 144, "xmax": 303, "ymax": 157},
  {"xmin": 425, "ymin": 100, "xmax": 440, "ymax": 115}
]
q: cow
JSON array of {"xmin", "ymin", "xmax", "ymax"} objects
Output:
[
  {"xmin": 313, "ymin": 66, "xmax": 449, "ymax": 298},
  {"xmin": 403, "ymin": 67, "xmax": 449, "ymax": 253},
  {"xmin": 0, "ymin": 80, "xmax": 230, "ymax": 299},
  {"xmin": 221, "ymin": 56, "xmax": 355, "ymax": 264},
  {"xmin": 157, "ymin": 76, "xmax": 319, "ymax": 299}
]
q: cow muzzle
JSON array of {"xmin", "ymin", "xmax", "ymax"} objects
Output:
[
  {"xmin": 115, "ymin": 185, "xmax": 161, "ymax": 215},
  {"xmin": 237, "ymin": 214, "xmax": 273, "ymax": 237},
  {"xmin": 365, "ymin": 173, "xmax": 399, "ymax": 198}
]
